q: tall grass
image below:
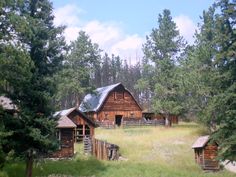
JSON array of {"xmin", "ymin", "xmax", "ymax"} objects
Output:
[{"xmin": 2, "ymin": 123, "xmax": 235, "ymax": 177}]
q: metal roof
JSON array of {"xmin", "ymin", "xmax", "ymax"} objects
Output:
[
  {"xmin": 56, "ymin": 115, "xmax": 76, "ymax": 128},
  {"xmin": 192, "ymin": 135, "xmax": 210, "ymax": 149},
  {"xmin": 79, "ymin": 83, "xmax": 121, "ymax": 112}
]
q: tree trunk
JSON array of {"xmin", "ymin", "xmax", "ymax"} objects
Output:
[
  {"xmin": 165, "ymin": 114, "xmax": 171, "ymax": 127},
  {"xmin": 25, "ymin": 149, "xmax": 34, "ymax": 177}
]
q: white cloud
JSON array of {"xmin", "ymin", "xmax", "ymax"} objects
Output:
[
  {"xmin": 53, "ymin": 4, "xmax": 84, "ymax": 27},
  {"xmin": 53, "ymin": 4, "xmax": 144, "ymax": 64},
  {"xmin": 174, "ymin": 15, "xmax": 197, "ymax": 44},
  {"xmin": 83, "ymin": 21, "xmax": 121, "ymax": 46},
  {"xmin": 64, "ymin": 27, "xmax": 81, "ymax": 43},
  {"xmin": 111, "ymin": 34, "xmax": 144, "ymax": 61}
]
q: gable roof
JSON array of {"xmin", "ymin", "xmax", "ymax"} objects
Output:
[
  {"xmin": 192, "ymin": 135, "xmax": 210, "ymax": 149},
  {"xmin": 54, "ymin": 107, "xmax": 97, "ymax": 127},
  {"xmin": 56, "ymin": 115, "xmax": 76, "ymax": 128},
  {"xmin": 79, "ymin": 83, "xmax": 142, "ymax": 112}
]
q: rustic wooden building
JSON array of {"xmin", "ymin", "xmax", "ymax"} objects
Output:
[
  {"xmin": 192, "ymin": 135, "xmax": 219, "ymax": 171},
  {"xmin": 51, "ymin": 116, "xmax": 76, "ymax": 158},
  {"xmin": 79, "ymin": 83, "xmax": 142, "ymax": 126},
  {"xmin": 54, "ymin": 107, "xmax": 96, "ymax": 142},
  {"xmin": 142, "ymin": 111, "xmax": 179, "ymax": 124}
]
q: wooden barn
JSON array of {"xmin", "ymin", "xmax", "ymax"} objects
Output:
[
  {"xmin": 54, "ymin": 107, "xmax": 97, "ymax": 142},
  {"xmin": 79, "ymin": 83, "xmax": 142, "ymax": 126},
  {"xmin": 192, "ymin": 135, "xmax": 219, "ymax": 171},
  {"xmin": 51, "ymin": 116, "xmax": 76, "ymax": 158}
]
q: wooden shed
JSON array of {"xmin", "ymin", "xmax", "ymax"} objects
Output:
[
  {"xmin": 54, "ymin": 107, "xmax": 97, "ymax": 142},
  {"xmin": 51, "ymin": 116, "xmax": 76, "ymax": 158},
  {"xmin": 142, "ymin": 111, "xmax": 178, "ymax": 125},
  {"xmin": 192, "ymin": 135, "xmax": 219, "ymax": 171},
  {"xmin": 79, "ymin": 83, "xmax": 142, "ymax": 126}
]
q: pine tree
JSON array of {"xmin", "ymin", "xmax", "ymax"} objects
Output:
[
  {"xmin": 143, "ymin": 9, "xmax": 185, "ymax": 126},
  {"xmin": 54, "ymin": 31, "xmax": 102, "ymax": 109},
  {"xmin": 0, "ymin": 0, "xmax": 67, "ymax": 176}
]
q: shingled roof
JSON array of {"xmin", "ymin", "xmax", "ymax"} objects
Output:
[
  {"xmin": 79, "ymin": 83, "xmax": 141, "ymax": 112},
  {"xmin": 56, "ymin": 115, "xmax": 76, "ymax": 128},
  {"xmin": 192, "ymin": 135, "xmax": 210, "ymax": 149},
  {"xmin": 54, "ymin": 107, "xmax": 97, "ymax": 127}
]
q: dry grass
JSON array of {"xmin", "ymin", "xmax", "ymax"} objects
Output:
[{"xmin": 2, "ymin": 122, "xmax": 235, "ymax": 177}]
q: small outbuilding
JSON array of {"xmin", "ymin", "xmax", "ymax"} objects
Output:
[
  {"xmin": 192, "ymin": 135, "xmax": 219, "ymax": 171},
  {"xmin": 51, "ymin": 116, "xmax": 76, "ymax": 158},
  {"xmin": 54, "ymin": 107, "xmax": 97, "ymax": 142}
]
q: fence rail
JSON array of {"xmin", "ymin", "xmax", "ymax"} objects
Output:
[
  {"xmin": 96, "ymin": 118, "xmax": 165, "ymax": 129},
  {"xmin": 84, "ymin": 136, "xmax": 119, "ymax": 160},
  {"xmin": 96, "ymin": 121, "xmax": 115, "ymax": 129},
  {"xmin": 123, "ymin": 119, "xmax": 165, "ymax": 127}
]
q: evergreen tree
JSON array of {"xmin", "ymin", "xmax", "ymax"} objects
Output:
[
  {"xmin": 204, "ymin": 0, "xmax": 236, "ymax": 161},
  {"xmin": 101, "ymin": 53, "xmax": 112, "ymax": 86},
  {"xmin": 54, "ymin": 31, "xmax": 101, "ymax": 109},
  {"xmin": 143, "ymin": 9, "xmax": 185, "ymax": 126},
  {"xmin": 180, "ymin": 0, "xmax": 236, "ymax": 161},
  {"xmin": 0, "ymin": 0, "xmax": 67, "ymax": 176}
]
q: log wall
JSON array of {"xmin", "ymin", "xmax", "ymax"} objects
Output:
[
  {"xmin": 194, "ymin": 143, "xmax": 219, "ymax": 171},
  {"xmin": 51, "ymin": 128, "xmax": 74, "ymax": 158},
  {"xmin": 203, "ymin": 143, "xmax": 219, "ymax": 170}
]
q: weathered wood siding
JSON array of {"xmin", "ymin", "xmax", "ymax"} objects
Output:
[
  {"xmin": 194, "ymin": 143, "xmax": 219, "ymax": 170},
  {"xmin": 51, "ymin": 128, "xmax": 74, "ymax": 158},
  {"xmin": 203, "ymin": 143, "xmax": 219, "ymax": 170},
  {"xmin": 194, "ymin": 148, "xmax": 204, "ymax": 166},
  {"xmin": 97, "ymin": 86, "xmax": 142, "ymax": 121},
  {"xmin": 68, "ymin": 113, "xmax": 95, "ymax": 138}
]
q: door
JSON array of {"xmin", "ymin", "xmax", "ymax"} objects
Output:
[{"xmin": 115, "ymin": 115, "xmax": 123, "ymax": 126}]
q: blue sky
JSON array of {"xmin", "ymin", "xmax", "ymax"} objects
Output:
[{"xmin": 52, "ymin": 0, "xmax": 213, "ymax": 63}]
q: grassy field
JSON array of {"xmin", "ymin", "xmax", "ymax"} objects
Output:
[{"xmin": 2, "ymin": 123, "xmax": 235, "ymax": 177}]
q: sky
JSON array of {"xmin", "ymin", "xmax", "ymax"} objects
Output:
[{"xmin": 52, "ymin": 0, "xmax": 213, "ymax": 64}]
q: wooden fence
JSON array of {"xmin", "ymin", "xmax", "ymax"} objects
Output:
[
  {"xmin": 84, "ymin": 136, "xmax": 119, "ymax": 160},
  {"xmin": 122, "ymin": 119, "xmax": 165, "ymax": 127},
  {"xmin": 96, "ymin": 118, "xmax": 165, "ymax": 129},
  {"xmin": 96, "ymin": 121, "xmax": 115, "ymax": 129}
]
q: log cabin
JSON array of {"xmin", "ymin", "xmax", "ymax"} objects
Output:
[
  {"xmin": 79, "ymin": 83, "xmax": 142, "ymax": 126},
  {"xmin": 192, "ymin": 135, "xmax": 219, "ymax": 171},
  {"xmin": 54, "ymin": 107, "xmax": 96, "ymax": 142}
]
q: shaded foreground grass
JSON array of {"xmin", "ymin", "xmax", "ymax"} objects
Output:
[{"xmin": 2, "ymin": 123, "xmax": 235, "ymax": 177}]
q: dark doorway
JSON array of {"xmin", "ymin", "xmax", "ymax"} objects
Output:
[{"xmin": 115, "ymin": 115, "xmax": 123, "ymax": 126}]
